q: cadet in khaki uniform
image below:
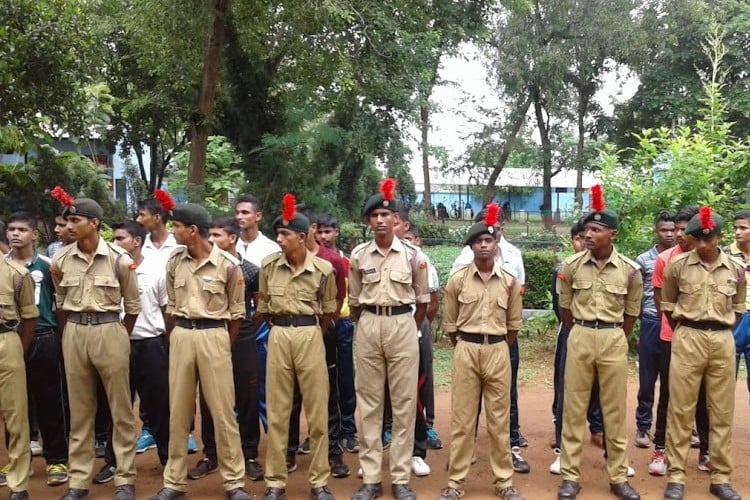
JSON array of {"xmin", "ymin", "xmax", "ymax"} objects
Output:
[
  {"xmin": 439, "ymin": 205, "xmax": 524, "ymax": 500},
  {"xmin": 661, "ymin": 208, "xmax": 745, "ymax": 500},
  {"xmin": 50, "ymin": 198, "xmax": 141, "ymax": 500},
  {"xmin": 556, "ymin": 186, "xmax": 642, "ymax": 500},
  {"xmin": 257, "ymin": 196, "xmax": 337, "ymax": 500},
  {"xmin": 150, "ymin": 203, "xmax": 250, "ymax": 500},
  {"xmin": 0, "ymin": 254, "xmax": 38, "ymax": 500},
  {"xmin": 349, "ymin": 179, "xmax": 430, "ymax": 500}
]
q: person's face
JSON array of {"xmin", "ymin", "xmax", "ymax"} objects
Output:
[
  {"xmin": 368, "ymin": 209, "xmax": 394, "ymax": 237},
  {"xmin": 675, "ymin": 220, "xmax": 691, "ymax": 251},
  {"xmin": 6, "ymin": 221, "xmax": 37, "ymax": 250},
  {"xmin": 276, "ymin": 228, "xmax": 305, "ymax": 254},
  {"xmin": 170, "ymin": 221, "xmax": 193, "ymax": 245},
  {"xmin": 471, "ymin": 234, "xmax": 498, "ymax": 260},
  {"xmin": 136, "ymin": 208, "xmax": 159, "ymax": 232},
  {"xmin": 317, "ymin": 226, "xmax": 338, "ymax": 249},
  {"xmin": 655, "ymin": 220, "xmax": 676, "ymax": 248},
  {"xmin": 235, "ymin": 202, "xmax": 261, "ymax": 231},
  {"xmin": 66, "ymin": 215, "xmax": 97, "ymax": 241},
  {"xmin": 208, "ymin": 227, "xmax": 236, "ymax": 252},
  {"xmin": 112, "ymin": 228, "xmax": 138, "ymax": 254},
  {"xmin": 571, "ymin": 231, "xmax": 586, "ymax": 253},
  {"xmin": 402, "ymin": 232, "xmax": 422, "ymax": 247},
  {"xmin": 734, "ymin": 218, "xmax": 750, "ymax": 246},
  {"xmin": 584, "ymin": 223, "xmax": 616, "ymax": 252},
  {"xmin": 393, "ymin": 214, "xmax": 410, "ymax": 239},
  {"xmin": 692, "ymin": 234, "xmax": 720, "ymax": 261},
  {"xmin": 54, "ymin": 215, "xmax": 72, "ymax": 243}
]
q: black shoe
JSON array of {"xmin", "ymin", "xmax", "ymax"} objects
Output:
[
  {"xmin": 10, "ymin": 492, "xmax": 29, "ymax": 500},
  {"xmin": 114, "ymin": 485, "xmax": 136, "ymax": 500},
  {"xmin": 709, "ymin": 483, "xmax": 741, "ymax": 500},
  {"xmin": 341, "ymin": 435, "xmax": 360, "ymax": 453},
  {"xmin": 226, "ymin": 487, "xmax": 252, "ymax": 500},
  {"xmin": 514, "ymin": 432, "xmax": 529, "ymax": 448},
  {"xmin": 663, "ymin": 483, "xmax": 684, "ymax": 500},
  {"xmin": 610, "ymin": 482, "xmax": 640, "ymax": 500},
  {"xmin": 149, "ymin": 488, "xmax": 186, "ymax": 500},
  {"xmin": 511, "ymin": 447, "xmax": 530, "ymax": 473},
  {"xmin": 311, "ymin": 486, "xmax": 334, "ymax": 500},
  {"xmin": 188, "ymin": 457, "xmax": 218, "ymax": 480},
  {"xmin": 92, "ymin": 464, "xmax": 115, "ymax": 484},
  {"xmin": 558, "ymin": 480, "xmax": 581, "ymax": 499},
  {"xmin": 246, "ymin": 459, "xmax": 264, "ymax": 481},
  {"xmin": 286, "ymin": 454, "xmax": 298, "ymax": 473},
  {"xmin": 330, "ymin": 455, "xmax": 350, "ymax": 478},
  {"xmin": 351, "ymin": 483, "xmax": 383, "ymax": 500},
  {"xmin": 262, "ymin": 488, "xmax": 286, "ymax": 500},
  {"xmin": 94, "ymin": 439, "xmax": 106, "ymax": 458},
  {"xmin": 60, "ymin": 489, "xmax": 90, "ymax": 500},
  {"xmin": 391, "ymin": 484, "xmax": 416, "ymax": 500}
]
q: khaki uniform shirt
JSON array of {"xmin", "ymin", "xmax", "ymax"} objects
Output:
[
  {"xmin": 0, "ymin": 258, "xmax": 39, "ymax": 322},
  {"xmin": 557, "ymin": 248, "xmax": 643, "ymax": 322},
  {"xmin": 166, "ymin": 244, "xmax": 245, "ymax": 321},
  {"xmin": 443, "ymin": 262, "xmax": 523, "ymax": 335},
  {"xmin": 257, "ymin": 250, "xmax": 337, "ymax": 316},
  {"xmin": 51, "ymin": 238, "xmax": 141, "ymax": 315},
  {"xmin": 661, "ymin": 250, "xmax": 746, "ymax": 325},
  {"xmin": 348, "ymin": 238, "xmax": 430, "ymax": 307},
  {"xmin": 725, "ymin": 242, "xmax": 750, "ymax": 309}
]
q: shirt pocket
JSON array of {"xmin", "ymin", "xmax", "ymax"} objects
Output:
[
  {"xmin": 297, "ymin": 289, "xmax": 318, "ymax": 314},
  {"xmin": 202, "ymin": 280, "xmax": 227, "ymax": 315},
  {"xmin": 94, "ymin": 275, "xmax": 121, "ymax": 306},
  {"xmin": 572, "ymin": 279, "xmax": 593, "ymax": 303},
  {"xmin": 605, "ymin": 283, "xmax": 628, "ymax": 306},
  {"xmin": 678, "ymin": 282, "xmax": 703, "ymax": 311},
  {"xmin": 59, "ymin": 275, "xmax": 83, "ymax": 305},
  {"xmin": 497, "ymin": 294, "xmax": 509, "ymax": 310},
  {"xmin": 714, "ymin": 283, "xmax": 736, "ymax": 314},
  {"xmin": 362, "ymin": 271, "xmax": 381, "ymax": 284},
  {"xmin": 0, "ymin": 292, "xmax": 17, "ymax": 321},
  {"xmin": 390, "ymin": 270, "xmax": 412, "ymax": 286},
  {"xmin": 458, "ymin": 291, "xmax": 479, "ymax": 305}
]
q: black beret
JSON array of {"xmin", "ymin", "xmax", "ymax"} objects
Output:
[
  {"xmin": 272, "ymin": 213, "xmax": 309, "ymax": 234},
  {"xmin": 582, "ymin": 208, "xmax": 619, "ymax": 230},
  {"xmin": 66, "ymin": 198, "xmax": 103, "ymax": 219},
  {"xmin": 685, "ymin": 212, "xmax": 723, "ymax": 239},
  {"xmin": 171, "ymin": 203, "xmax": 211, "ymax": 228},
  {"xmin": 362, "ymin": 194, "xmax": 400, "ymax": 217},
  {"xmin": 463, "ymin": 222, "xmax": 498, "ymax": 246}
]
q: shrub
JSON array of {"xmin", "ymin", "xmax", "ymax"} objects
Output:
[{"xmin": 523, "ymin": 250, "xmax": 557, "ymax": 309}]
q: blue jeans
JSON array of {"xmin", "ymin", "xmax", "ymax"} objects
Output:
[
  {"xmin": 636, "ymin": 315, "xmax": 662, "ymax": 431},
  {"xmin": 734, "ymin": 312, "xmax": 750, "ymax": 395}
]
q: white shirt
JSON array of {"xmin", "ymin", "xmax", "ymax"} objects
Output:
[
  {"xmin": 130, "ymin": 256, "xmax": 168, "ymax": 340},
  {"xmin": 451, "ymin": 235, "xmax": 526, "ymax": 285},
  {"xmin": 237, "ymin": 232, "xmax": 281, "ymax": 267},
  {"xmin": 142, "ymin": 233, "xmax": 181, "ymax": 269}
]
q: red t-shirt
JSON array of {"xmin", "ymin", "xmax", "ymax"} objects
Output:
[
  {"xmin": 651, "ymin": 245, "xmax": 684, "ymax": 341},
  {"xmin": 316, "ymin": 244, "xmax": 346, "ymax": 306}
]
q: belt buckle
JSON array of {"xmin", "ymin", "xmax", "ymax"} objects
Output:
[
  {"xmin": 592, "ymin": 320, "xmax": 600, "ymax": 329},
  {"xmin": 83, "ymin": 313, "xmax": 93, "ymax": 325},
  {"xmin": 190, "ymin": 319, "xmax": 199, "ymax": 329},
  {"xmin": 483, "ymin": 335, "xmax": 490, "ymax": 345}
]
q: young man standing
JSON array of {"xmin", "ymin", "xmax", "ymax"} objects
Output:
[
  {"xmin": 634, "ymin": 211, "xmax": 676, "ymax": 448},
  {"xmin": 439, "ymin": 206, "xmax": 524, "ymax": 500},
  {"xmin": 661, "ymin": 208, "xmax": 745, "ymax": 500},
  {"xmin": 6, "ymin": 212, "xmax": 70, "ymax": 487},
  {"xmin": 725, "ymin": 210, "xmax": 750, "ymax": 398},
  {"xmin": 0, "ymin": 235, "xmax": 39, "ymax": 500}
]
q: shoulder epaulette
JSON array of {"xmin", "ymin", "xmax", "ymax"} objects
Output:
[
  {"xmin": 312, "ymin": 255, "xmax": 334, "ymax": 274},
  {"xmin": 618, "ymin": 254, "xmax": 641, "ymax": 271},
  {"xmin": 350, "ymin": 241, "xmax": 370, "ymax": 258},
  {"xmin": 261, "ymin": 252, "xmax": 282, "ymax": 268},
  {"xmin": 563, "ymin": 251, "xmax": 587, "ymax": 266},
  {"xmin": 449, "ymin": 263, "xmax": 471, "ymax": 277},
  {"xmin": 219, "ymin": 249, "xmax": 240, "ymax": 266},
  {"xmin": 3, "ymin": 258, "xmax": 28, "ymax": 276}
]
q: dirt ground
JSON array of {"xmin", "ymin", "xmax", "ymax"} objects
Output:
[{"xmin": 3, "ymin": 381, "xmax": 750, "ymax": 499}]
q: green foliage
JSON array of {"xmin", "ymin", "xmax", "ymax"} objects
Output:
[
  {"xmin": 523, "ymin": 250, "xmax": 557, "ymax": 309},
  {"xmin": 422, "ymin": 245, "xmax": 461, "ymax": 287}
]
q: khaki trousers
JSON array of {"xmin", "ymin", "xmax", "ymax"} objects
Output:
[
  {"xmin": 63, "ymin": 322, "xmax": 136, "ymax": 488},
  {"xmin": 163, "ymin": 326, "xmax": 244, "ymax": 491},
  {"xmin": 447, "ymin": 338, "xmax": 513, "ymax": 493},
  {"xmin": 265, "ymin": 325, "xmax": 330, "ymax": 488},
  {"xmin": 561, "ymin": 325, "xmax": 629, "ymax": 483},
  {"xmin": 0, "ymin": 332, "xmax": 30, "ymax": 492},
  {"xmin": 666, "ymin": 326, "xmax": 735, "ymax": 484},
  {"xmin": 356, "ymin": 311, "xmax": 418, "ymax": 484}
]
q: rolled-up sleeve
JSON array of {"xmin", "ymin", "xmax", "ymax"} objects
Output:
[
  {"xmin": 412, "ymin": 253, "xmax": 431, "ymax": 304},
  {"xmin": 348, "ymin": 253, "xmax": 362, "ymax": 308},
  {"xmin": 557, "ymin": 261, "xmax": 574, "ymax": 310},
  {"xmin": 625, "ymin": 267, "xmax": 643, "ymax": 317},
  {"xmin": 660, "ymin": 261, "xmax": 679, "ymax": 312},
  {"xmin": 118, "ymin": 255, "xmax": 142, "ymax": 316},
  {"xmin": 506, "ymin": 278, "xmax": 523, "ymax": 331},
  {"xmin": 226, "ymin": 264, "xmax": 246, "ymax": 320},
  {"xmin": 18, "ymin": 272, "xmax": 39, "ymax": 320},
  {"xmin": 442, "ymin": 273, "xmax": 459, "ymax": 333},
  {"xmin": 320, "ymin": 270, "xmax": 338, "ymax": 314}
]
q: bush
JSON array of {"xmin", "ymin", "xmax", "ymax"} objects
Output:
[{"xmin": 523, "ymin": 250, "xmax": 557, "ymax": 309}]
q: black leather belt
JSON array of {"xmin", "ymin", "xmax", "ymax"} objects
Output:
[
  {"xmin": 175, "ymin": 318, "xmax": 226, "ymax": 330},
  {"xmin": 459, "ymin": 332, "xmax": 506, "ymax": 345},
  {"xmin": 679, "ymin": 319, "xmax": 731, "ymax": 331},
  {"xmin": 67, "ymin": 312, "xmax": 121, "ymax": 325},
  {"xmin": 0, "ymin": 321, "xmax": 18, "ymax": 333},
  {"xmin": 574, "ymin": 319, "xmax": 622, "ymax": 329},
  {"xmin": 271, "ymin": 315, "xmax": 317, "ymax": 327},
  {"xmin": 363, "ymin": 304, "xmax": 412, "ymax": 316}
]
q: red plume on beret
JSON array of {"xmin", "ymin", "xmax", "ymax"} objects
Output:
[
  {"xmin": 699, "ymin": 206, "xmax": 715, "ymax": 231},
  {"xmin": 154, "ymin": 189, "xmax": 175, "ymax": 212},
  {"xmin": 484, "ymin": 203, "xmax": 500, "ymax": 227},
  {"xmin": 282, "ymin": 193, "xmax": 296, "ymax": 224},
  {"xmin": 380, "ymin": 178, "xmax": 396, "ymax": 202},
  {"xmin": 50, "ymin": 185, "xmax": 74, "ymax": 207},
  {"xmin": 590, "ymin": 184, "xmax": 605, "ymax": 212}
]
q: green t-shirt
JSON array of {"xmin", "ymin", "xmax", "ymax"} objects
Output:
[{"xmin": 26, "ymin": 252, "xmax": 57, "ymax": 332}]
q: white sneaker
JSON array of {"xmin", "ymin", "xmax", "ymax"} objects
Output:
[
  {"xmin": 627, "ymin": 465, "xmax": 635, "ymax": 477},
  {"xmin": 549, "ymin": 449, "xmax": 561, "ymax": 475},
  {"xmin": 410, "ymin": 456, "xmax": 431, "ymax": 476},
  {"xmin": 357, "ymin": 467, "xmax": 363, "ymax": 478},
  {"xmin": 648, "ymin": 449, "xmax": 667, "ymax": 476},
  {"xmin": 30, "ymin": 441, "xmax": 43, "ymax": 457}
]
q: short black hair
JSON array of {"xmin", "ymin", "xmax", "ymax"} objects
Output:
[
  {"xmin": 404, "ymin": 224, "xmax": 420, "ymax": 238},
  {"xmin": 296, "ymin": 204, "xmax": 318, "ymax": 226},
  {"xmin": 734, "ymin": 210, "xmax": 750, "ymax": 222},
  {"xmin": 112, "ymin": 220, "xmax": 147, "ymax": 244},
  {"xmin": 570, "ymin": 221, "xmax": 584, "ymax": 237},
  {"xmin": 210, "ymin": 216, "xmax": 241, "ymax": 238},
  {"xmin": 675, "ymin": 205, "xmax": 699, "ymax": 223},
  {"xmin": 317, "ymin": 215, "xmax": 338, "ymax": 229},
  {"xmin": 7, "ymin": 211, "xmax": 38, "ymax": 229},
  {"xmin": 235, "ymin": 194, "xmax": 262, "ymax": 212},
  {"xmin": 139, "ymin": 198, "xmax": 171, "ymax": 223},
  {"xmin": 654, "ymin": 210, "xmax": 676, "ymax": 225},
  {"xmin": 397, "ymin": 207, "xmax": 410, "ymax": 222}
]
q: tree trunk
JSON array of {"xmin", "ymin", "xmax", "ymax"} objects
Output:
[
  {"xmin": 574, "ymin": 90, "xmax": 589, "ymax": 208},
  {"xmin": 532, "ymin": 86, "xmax": 553, "ymax": 230},
  {"xmin": 420, "ymin": 103, "xmax": 432, "ymax": 219},
  {"xmin": 187, "ymin": 0, "xmax": 231, "ymax": 202}
]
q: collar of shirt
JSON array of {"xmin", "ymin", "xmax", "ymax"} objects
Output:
[
  {"xmin": 470, "ymin": 262, "xmax": 503, "ymax": 280},
  {"xmin": 72, "ymin": 237, "xmax": 111, "ymax": 261},
  {"xmin": 143, "ymin": 233, "xmax": 178, "ymax": 251},
  {"xmin": 727, "ymin": 241, "xmax": 746, "ymax": 259},
  {"xmin": 685, "ymin": 249, "xmax": 732, "ymax": 269},
  {"xmin": 366, "ymin": 237, "xmax": 404, "ymax": 256},
  {"xmin": 274, "ymin": 249, "xmax": 316, "ymax": 275},
  {"xmin": 583, "ymin": 247, "xmax": 621, "ymax": 268},
  {"xmin": 6, "ymin": 249, "xmax": 42, "ymax": 267},
  {"xmin": 181, "ymin": 243, "xmax": 223, "ymax": 269}
]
